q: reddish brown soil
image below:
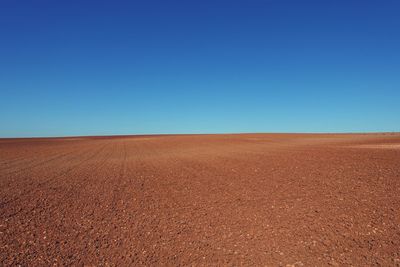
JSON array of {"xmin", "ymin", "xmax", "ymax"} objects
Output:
[{"xmin": 1, "ymin": 133, "xmax": 400, "ymax": 266}]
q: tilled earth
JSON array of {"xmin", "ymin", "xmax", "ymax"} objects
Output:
[{"xmin": 1, "ymin": 133, "xmax": 400, "ymax": 266}]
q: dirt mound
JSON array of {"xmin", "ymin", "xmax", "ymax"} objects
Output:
[{"xmin": 355, "ymin": 143, "xmax": 400, "ymax": 150}]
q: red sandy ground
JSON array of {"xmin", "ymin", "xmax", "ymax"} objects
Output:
[{"xmin": 0, "ymin": 133, "xmax": 399, "ymax": 266}]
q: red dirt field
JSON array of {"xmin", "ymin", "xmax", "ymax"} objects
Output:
[{"xmin": 1, "ymin": 133, "xmax": 400, "ymax": 266}]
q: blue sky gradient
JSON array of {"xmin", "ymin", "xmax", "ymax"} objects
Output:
[{"xmin": 1, "ymin": 1, "xmax": 399, "ymax": 137}]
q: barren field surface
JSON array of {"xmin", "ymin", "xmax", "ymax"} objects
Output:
[{"xmin": 1, "ymin": 133, "xmax": 400, "ymax": 266}]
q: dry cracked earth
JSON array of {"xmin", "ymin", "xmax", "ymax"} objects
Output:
[{"xmin": 1, "ymin": 133, "xmax": 400, "ymax": 266}]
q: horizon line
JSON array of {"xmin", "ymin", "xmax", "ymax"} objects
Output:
[{"xmin": 1, "ymin": 131, "xmax": 400, "ymax": 140}]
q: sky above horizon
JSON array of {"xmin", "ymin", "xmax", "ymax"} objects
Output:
[{"xmin": 1, "ymin": 1, "xmax": 400, "ymax": 137}]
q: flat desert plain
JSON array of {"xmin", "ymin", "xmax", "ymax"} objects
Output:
[{"xmin": 1, "ymin": 133, "xmax": 400, "ymax": 266}]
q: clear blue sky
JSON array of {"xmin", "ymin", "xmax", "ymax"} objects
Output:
[{"xmin": 1, "ymin": 1, "xmax": 399, "ymax": 137}]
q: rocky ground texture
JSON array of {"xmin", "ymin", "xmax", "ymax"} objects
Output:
[{"xmin": 1, "ymin": 133, "xmax": 400, "ymax": 266}]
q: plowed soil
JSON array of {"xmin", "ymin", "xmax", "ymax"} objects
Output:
[{"xmin": 1, "ymin": 133, "xmax": 400, "ymax": 266}]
